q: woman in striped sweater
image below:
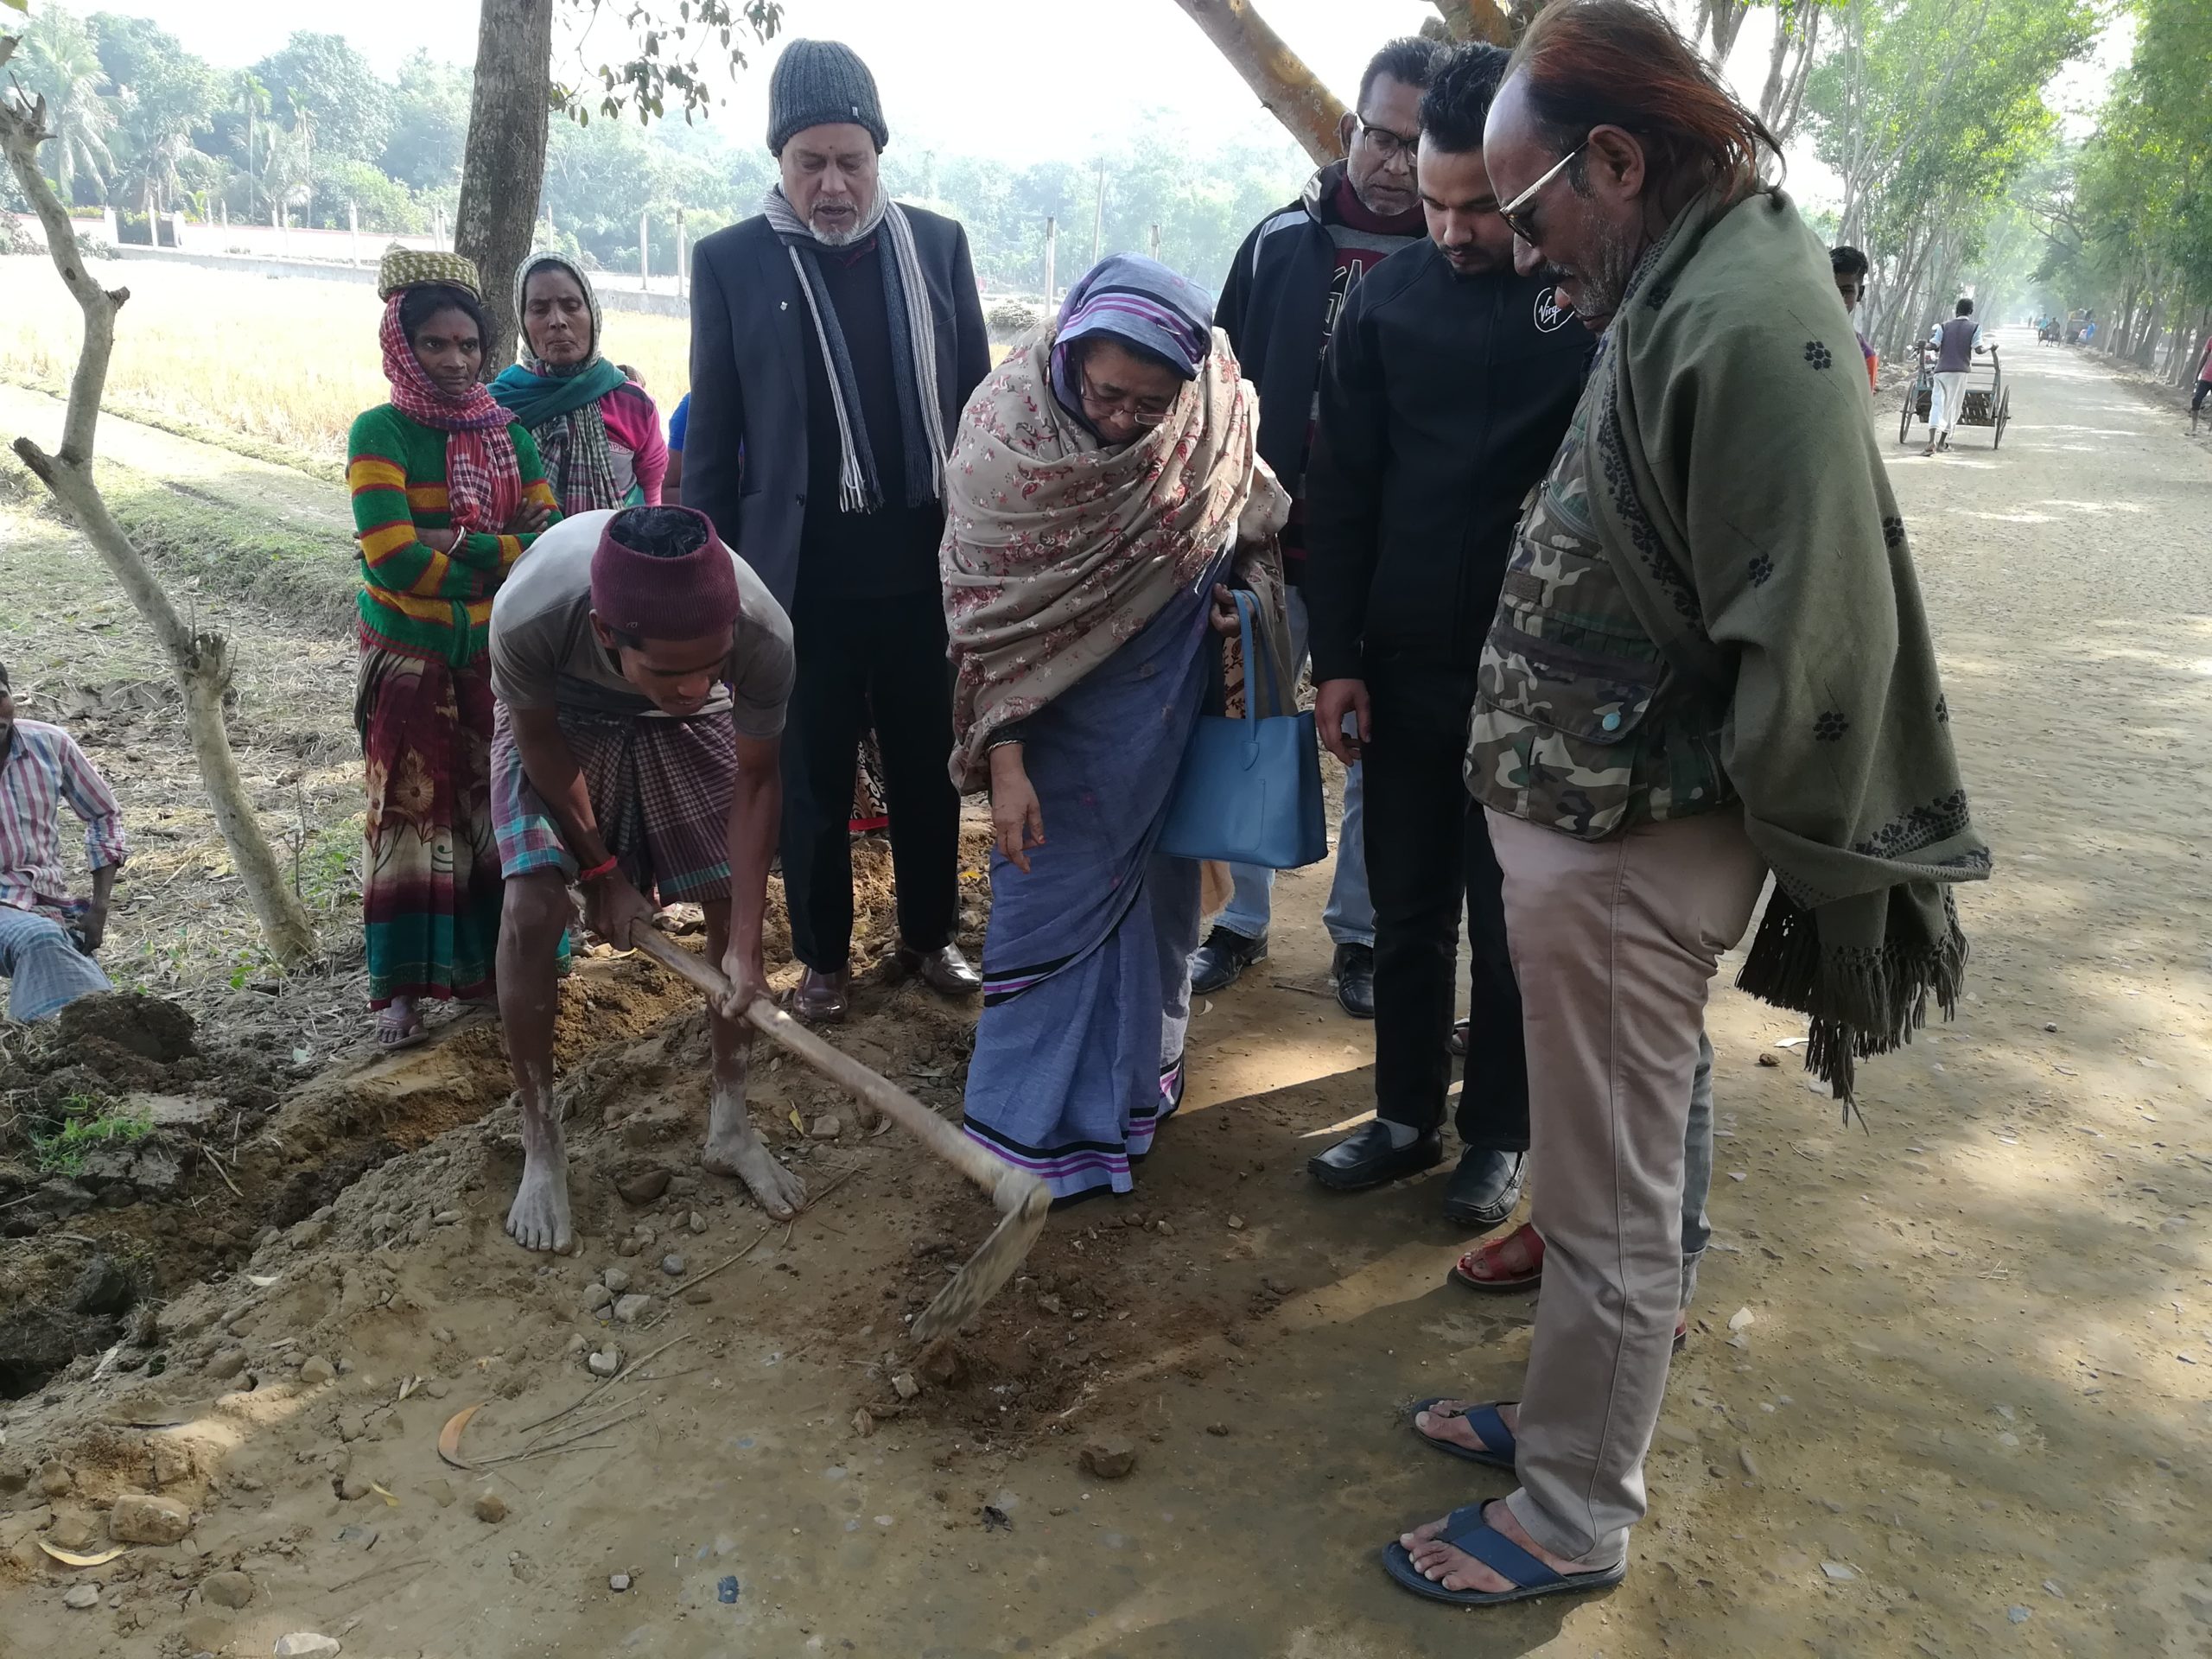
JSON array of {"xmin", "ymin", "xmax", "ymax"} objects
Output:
[{"xmin": 348, "ymin": 250, "xmax": 558, "ymax": 1048}]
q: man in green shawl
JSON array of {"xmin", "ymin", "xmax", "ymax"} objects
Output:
[{"xmin": 1379, "ymin": 0, "xmax": 1991, "ymax": 1610}]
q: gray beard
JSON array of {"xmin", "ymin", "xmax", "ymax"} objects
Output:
[
  {"xmin": 810, "ymin": 189, "xmax": 878, "ymax": 247},
  {"xmin": 1572, "ymin": 222, "xmax": 1646, "ymax": 319}
]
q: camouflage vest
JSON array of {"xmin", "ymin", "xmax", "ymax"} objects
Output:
[{"xmin": 1463, "ymin": 363, "xmax": 1732, "ymax": 839}]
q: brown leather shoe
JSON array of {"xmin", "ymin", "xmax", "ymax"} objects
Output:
[
  {"xmin": 787, "ymin": 966, "xmax": 849, "ymax": 1024},
  {"xmin": 897, "ymin": 941, "xmax": 982, "ymax": 998}
]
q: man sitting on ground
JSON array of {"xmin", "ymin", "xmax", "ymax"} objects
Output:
[
  {"xmin": 488, "ymin": 505, "xmax": 806, "ymax": 1252},
  {"xmin": 0, "ymin": 659, "xmax": 126, "ymax": 1023}
]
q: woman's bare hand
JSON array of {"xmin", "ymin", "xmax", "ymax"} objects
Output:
[
  {"xmin": 509, "ymin": 499, "xmax": 555, "ymax": 536},
  {"xmin": 988, "ymin": 746, "xmax": 1046, "ymax": 874},
  {"xmin": 1209, "ymin": 582, "xmax": 1244, "ymax": 637}
]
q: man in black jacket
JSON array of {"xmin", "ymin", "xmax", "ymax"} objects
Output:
[
  {"xmin": 686, "ymin": 40, "xmax": 992, "ymax": 1023},
  {"xmin": 1301, "ymin": 41, "xmax": 1587, "ymax": 1225},
  {"xmin": 1187, "ymin": 35, "xmax": 1443, "ymax": 1017}
]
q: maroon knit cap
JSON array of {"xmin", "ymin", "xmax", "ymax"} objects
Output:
[{"xmin": 588, "ymin": 506, "xmax": 741, "ymax": 640}]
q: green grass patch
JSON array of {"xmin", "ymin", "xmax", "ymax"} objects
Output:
[
  {"xmin": 99, "ymin": 467, "xmax": 358, "ymax": 631},
  {"xmin": 33, "ymin": 1091, "xmax": 155, "ymax": 1177}
]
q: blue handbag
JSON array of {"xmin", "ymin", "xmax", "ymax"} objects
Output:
[{"xmin": 1157, "ymin": 589, "xmax": 1328, "ymax": 869}]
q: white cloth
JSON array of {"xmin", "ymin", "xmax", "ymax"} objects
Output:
[{"xmin": 1929, "ymin": 371, "xmax": 1970, "ymax": 436}]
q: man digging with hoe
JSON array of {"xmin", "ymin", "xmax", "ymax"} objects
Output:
[{"xmin": 488, "ymin": 505, "xmax": 808, "ymax": 1251}]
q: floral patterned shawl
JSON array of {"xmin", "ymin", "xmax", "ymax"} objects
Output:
[{"xmin": 940, "ymin": 321, "xmax": 1284, "ymax": 792}]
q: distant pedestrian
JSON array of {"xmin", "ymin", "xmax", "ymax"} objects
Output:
[
  {"xmin": 686, "ymin": 39, "xmax": 994, "ymax": 1024},
  {"xmin": 1830, "ymin": 245, "xmax": 1875, "ymax": 389},
  {"xmin": 347, "ymin": 250, "xmax": 557, "ymax": 1049},
  {"xmin": 1190, "ymin": 35, "xmax": 1446, "ymax": 1014},
  {"xmin": 2192, "ymin": 335, "xmax": 2212, "ymax": 423},
  {"xmin": 493, "ymin": 252, "xmax": 668, "ymax": 512},
  {"xmin": 1922, "ymin": 296, "xmax": 1991, "ymax": 456},
  {"xmin": 0, "ymin": 659, "xmax": 125, "ymax": 1023}
]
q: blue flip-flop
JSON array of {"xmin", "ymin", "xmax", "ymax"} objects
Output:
[
  {"xmin": 1382, "ymin": 1503, "xmax": 1628, "ymax": 1607},
  {"xmin": 1408, "ymin": 1398, "xmax": 1516, "ymax": 1470}
]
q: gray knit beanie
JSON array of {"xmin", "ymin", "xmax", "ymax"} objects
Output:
[{"xmin": 766, "ymin": 40, "xmax": 888, "ymax": 155}]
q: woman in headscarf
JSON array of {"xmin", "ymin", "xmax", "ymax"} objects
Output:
[
  {"xmin": 348, "ymin": 249, "xmax": 559, "ymax": 1049},
  {"xmin": 944, "ymin": 254, "xmax": 1287, "ymax": 1205},
  {"xmin": 492, "ymin": 252, "xmax": 667, "ymax": 514}
]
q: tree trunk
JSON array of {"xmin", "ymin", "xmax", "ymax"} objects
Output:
[
  {"xmin": 456, "ymin": 0, "xmax": 553, "ymax": 372},
  {"xmin": 1169, "ymin": 0, "xmax": 1347, "ymax": 165},
  {"xmin": 1, "ymin": 88, "xmax": 319, "ymax": 968}
]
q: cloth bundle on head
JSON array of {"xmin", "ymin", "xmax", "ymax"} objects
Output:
[
  {"xmin": 1049, "ymin": 254, "xmax": 1215, "ymax": 435},
  {"xmin": 376, "ymin": 256, "xmax": 519, "ymax": 536},
  {"xmin": 491, "ymin": 252, "xmax": 629, "ymax": 517},
  {"xmin": 760, "ymin": 181, "xmax": 948, "ymax": 513},
  {"xmin": 766, "ymin": 39, "xmax": 888, "ymax": 154},
  {"xmin": 940, "ymin": 255, "xmax": 1286, "ymax": 791},
  {"xmin": 377, "ymin": 245, "xmax": 482, "ymax": 301},
  {"xmin": 589, "ymin": 506, "xmax": 741, "ymax": 643}
]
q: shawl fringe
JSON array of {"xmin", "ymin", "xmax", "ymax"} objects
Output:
[{"xmin": 1736, "ymin": 888, "xmax": 1969, "ymax": 1120}]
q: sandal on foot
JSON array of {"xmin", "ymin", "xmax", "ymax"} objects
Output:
[
  {"xmin": 1382, "ymin": 1503, "xmax": 1626, "ymax": 1607},
  {"xmin": 373, "ymin": 1012, "xmax": 430, "ymax": 1052},
  {"xmin": 1452, "ymin": 1223, "xmax": 1543, "ymax": 1292},
  {"xmin": 1408, "ymin": 1398, "xmax": 1516, "ymax": 1470}
]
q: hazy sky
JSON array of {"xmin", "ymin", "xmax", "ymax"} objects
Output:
[{"xmin": 63, "ymin": 0, "xmax": 2123, "ymax": 207}]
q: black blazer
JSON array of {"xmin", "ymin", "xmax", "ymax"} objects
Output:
[{"xmin": 685, "ymin": 206, "xmax": 992, "ymax": 610}]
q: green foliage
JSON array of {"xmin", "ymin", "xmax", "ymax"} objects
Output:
[
  {"xmin": 2031, "ymin": 0, "xmax": 2212, "ymax": 372},
  {"xmin": 252, "ymin": 31, "xmax": 392, "ymax": 168},
  {"xmin": 13, "ymin": 8, "xmax": 116, "ymax": 204},
  {"xmin": 558, "ymin": 0, "xmax": 783, "ymax": 128},
  {"xmin": 31, "ymin": 1091, "xmax": 152, "ymax": 1176},
  {"xmin": 1804, "ymin": 0, "xmax": 2097, "ymax": 358}
]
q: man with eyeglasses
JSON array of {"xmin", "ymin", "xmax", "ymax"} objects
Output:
[
  {"xmin": 1185, "ymin": 35, "xmax": 1444, "ymax": 1015},
  {"xmin": 1298, "ymin": 41, "xmax": 1588, "ymax": 1229}
]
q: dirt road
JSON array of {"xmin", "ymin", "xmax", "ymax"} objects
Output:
[{"xmin": 3, "ymin": 332, "xmax": 2209, "ymax": 1657}]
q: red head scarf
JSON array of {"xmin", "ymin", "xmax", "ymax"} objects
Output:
[{"xmin": 379, "ymin": 294, "xmax": 522, "ymax": 535}]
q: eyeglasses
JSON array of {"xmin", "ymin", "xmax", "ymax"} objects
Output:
[
  {"xmin": 1355, "ymin": 120, "xmax": 1421, "ymax": 167},
  {"xmin": 1079, "ymin": 369, "xmax": 1174, "ymax": 425},
  {"xmin": 1497, "ymin": 139, "xmax": 1589, "ymax": 245}
]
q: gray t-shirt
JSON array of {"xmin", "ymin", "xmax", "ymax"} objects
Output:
[{"xmin": 489, "ymin": 511, "xmax": 794, "ymax": 739}]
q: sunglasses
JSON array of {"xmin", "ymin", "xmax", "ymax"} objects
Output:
[{"xmin": 1497, "ymin": 139, "xmax": 1589, "ymax": 245}]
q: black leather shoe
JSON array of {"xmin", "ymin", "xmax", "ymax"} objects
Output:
[
  {"xmin": 1308, "ymin": 1120, "xmax": 1444, "ymax": 1192},
  {"xmin": 897, "ymin": 941, "xmax": 982, "ymax": 997},
  {"xmin": 1331, "ymin": 943, "xmax": 1376, "ymax": 1019},
  {"xmin": 1188, "ymin": 925, "xmax": 1267, "ymax": 995},
  {"xmin": 1441, "ymin": 1148, "xmax": 1528, "ymax": 1230},
  {"xmin": 787, "ymin": 967, "xmax": 850, "ymax": 1025}
]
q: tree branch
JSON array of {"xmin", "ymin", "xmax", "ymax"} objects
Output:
[
  {"xmin": 1430, "ymin": 0, "xmax": 1516, "ymax": 46},
  {"xmin": 1169, "ymin": 0, "xmax": 1346, "ymax": 165}
]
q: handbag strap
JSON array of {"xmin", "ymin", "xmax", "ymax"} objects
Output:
[{"xmin": 1233, "ymin": 589, "xmax": 1275, "ymax": 728}]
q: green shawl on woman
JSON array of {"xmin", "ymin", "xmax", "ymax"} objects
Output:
[
  {"xmin": 490, "ymin": 251, "xmax": 630, "ymax": 515},
  {"xmin": 1588, "ymin": 186, "xmax": 1992, "ymax": 1106}
]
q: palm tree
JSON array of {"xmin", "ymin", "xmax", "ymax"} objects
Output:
[
  {"xmin": 234, "ymin": 73, "xmax": 271, "ymax": 219},
  {"xmin": 16, "ymin": 11, "xmax": 115, "ymax": 204}
]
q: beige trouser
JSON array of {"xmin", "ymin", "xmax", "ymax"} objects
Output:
[{"xmin": 1488, "ymin": 805, "xmax": 1768, "ymax": 1566}]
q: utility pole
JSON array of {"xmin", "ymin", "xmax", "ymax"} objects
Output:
[
  {"xmin": 1043, "ymin": 215, "xmax": 1058, "ymax": 310},
  {"xmin": 1148, "ymin": 223, "xmax": 1161, "ymax": 262},
  {"xmin": 676, "ymin": 207, "xmax": 687, "ymax": 302},
  {"xmin": 1090, "ymin": 163, "xmax": 1106, "ymax": 267},
  {"xmin": 639, "ymin": 211, "xmax": 650, "ymax": 288},
  {"xmin": 347, "ymin": 199, "xmax": 359, "ymax": 266}
]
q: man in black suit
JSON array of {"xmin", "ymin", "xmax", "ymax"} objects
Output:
[{"xmin": 687, "ymin": 39, "xmax": 992, "ymax": 1022}]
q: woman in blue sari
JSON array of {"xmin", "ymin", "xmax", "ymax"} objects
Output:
[{"xmin": 942, "ymin": 255, "xmax": 1285, "ymax": 1204}]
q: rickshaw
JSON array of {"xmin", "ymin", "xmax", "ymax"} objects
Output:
[{"xmin": 1898, "ymin": 348, "xmax": 2010, "ymax": 449}]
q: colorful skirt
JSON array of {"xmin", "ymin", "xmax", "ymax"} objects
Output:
[{"xmin": 356, "ymin": 638, "xmax": 502, "ymax": 1008}]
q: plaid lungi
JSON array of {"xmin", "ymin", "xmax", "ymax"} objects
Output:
[{"xmin": 491, "ymin": 702, "xmax": 739, "ymax": 902}]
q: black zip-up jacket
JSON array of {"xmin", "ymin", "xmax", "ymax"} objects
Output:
[
  {"xmin": 1220, "ymin": 161, "xmax": 1363, "ymax": 494},
  {"xmin": 1304, "ymin": 242, "xmax": 1591, "ymax": 683}
]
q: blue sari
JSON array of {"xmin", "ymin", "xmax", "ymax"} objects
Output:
[{"xmin": 960, "ymin": 547, "xmax": 1228, "ymax": 1201}]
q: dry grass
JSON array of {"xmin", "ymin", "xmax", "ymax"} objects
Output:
[{"xmin": 0, "ymin": 257, "xmax": 693, "ymax": 466}]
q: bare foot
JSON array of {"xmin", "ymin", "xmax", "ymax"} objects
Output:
[
  {"xmin": 1414, "ymin": 1399, "xmax": 1518, "ymax": 1455},
  {"xmin": 506, "ymin": 1147, "xmax": 574, "ymax": 1253},
  {"xmin": 702, "ymin": 1083, "xmax": 805, "ymax": 1219},
  {"xmin": 1400, "ymin": 1498, "xmax": 1605, "ymax": 1594}
]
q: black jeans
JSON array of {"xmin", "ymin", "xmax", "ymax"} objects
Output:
[
  {"xmin": 1359, "ymin": 660, "xmax": 1529, "ymax": 1150},
  {"xmin": 780, "ymin": 587, "xmax": 961, "ymax": 971}
]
